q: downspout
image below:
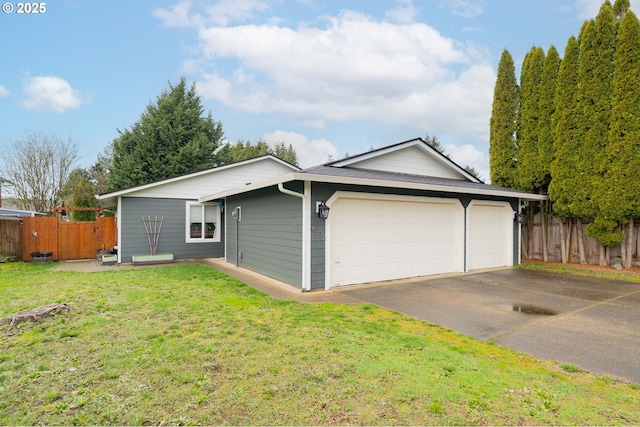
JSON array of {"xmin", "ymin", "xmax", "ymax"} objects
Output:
[
  {"xmin": 116, "ymin": 196, "xmax": 122, "ymax": 264},
  {"xmin": 277, "ymin": 182, "xmax": 311, "ymax": 291}
]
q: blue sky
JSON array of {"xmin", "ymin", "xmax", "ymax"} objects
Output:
[{"xmin": 1, "ymin": 0, "xmax": 633, "ymax": 181}]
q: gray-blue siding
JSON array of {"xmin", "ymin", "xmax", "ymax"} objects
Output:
[
  {"xmin": 119, "ymin": 197, "xmax": 224, "ymax": 262},
  {"xmin": 226, "ymin": 187, "xmax": 303, "ymax": 287}
]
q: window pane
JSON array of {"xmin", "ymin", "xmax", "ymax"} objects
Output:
[
  {"xmin": 204, "ymin": 205, "xmax": 216, "ymax": 222},
  {"xmin": 190, "ymin": 205, "xmax": 201, "ymax": 223}
]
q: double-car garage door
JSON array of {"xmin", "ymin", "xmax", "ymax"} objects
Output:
[{"xmin": 328, "ymin": 193, "xmax": 514, "ymax": 287}]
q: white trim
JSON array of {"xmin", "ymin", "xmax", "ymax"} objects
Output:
[
  {"xmin": 185, "ymin": 201, "xmax": 221, "ymax": 243},
  {"xmin": 200, "ymin": 171, "xmax": 548, "ymax": 203},
  {"xmin": 330, "ymin": 139, "xmax": 480, "ymax": 183},
  {"xmin": 116, "ymin": 196, "xmax": 122, "ymax": 264},
  {"xmin": 303, "ymin": 181, "xmax": 311, "ymax": 291},
  {"xmin": 324, "ymin": 191, "xmax": 465, "ymax": 289},
  {"xmin": 465, "ymin": 200, "xmax": 514, "ymax": 271},
  {"xmin": 98, "ymin": 155, "xmax": 299, "ymax": 204}
]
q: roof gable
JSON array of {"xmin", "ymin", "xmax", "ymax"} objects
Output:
[
  {"xmin": 329, "ymin": 138, "xmax": 478, "ymax": 182},
  {"xmin": 98, "ymin": 155, "xmax": 299, "ymax": 206}
]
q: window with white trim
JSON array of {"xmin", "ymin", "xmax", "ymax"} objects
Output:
[{"xmin": 186, "ymin": 202, "xmax": 220, "ymax": 242}]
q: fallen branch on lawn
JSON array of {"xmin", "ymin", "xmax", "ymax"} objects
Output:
[{"xmin": 0, "ymin": 303, "xmax": 71, "ymax": 331}]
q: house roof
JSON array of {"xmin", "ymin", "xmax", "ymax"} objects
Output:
[
  {"xmin": 327, "ymin": 138, "xmax": 480, "ymax": 183},
  {"xmin": 199, "ymin": 138, "xmax": 547, "ymax": 202},
  {"xmin": 97, "ymin": 155, "xmax": 299, "ymax": 207},
  {"xmin": 0, "ymin": 208, "xmax": 45, "ymax": 217}
]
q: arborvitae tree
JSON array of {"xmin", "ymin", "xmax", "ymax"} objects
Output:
[
  {"xmin": 489, "ymin": 49, "xmax": 519, "ymax": 188},
  {"xmin": 516, "ymin": 46, "xmax": 545, "ymax": 192},
  {"xmin": 579, "ymin": 2, "xmax": 618, "ymax": 263},
  {"xmin": 549, "ymin": 36, "xmax": 581, "ymax": 263},
  {"xmin": 72, "ymin": 179, "xmax": 98, "ymax": 221},
  {"xmin": 614, "ymin": 0, "xmax": 630, "ymax": 20},
  {"xmin": 536, "ymin": 45, "xmax": 560, "ymax": 191},
  {"xmin": 601, "ymin": 10, "xmax": 640, "ymax": 267},
  {"xmin": 109, "ymin": 78, "xmax": 224, "ymax": 190}
]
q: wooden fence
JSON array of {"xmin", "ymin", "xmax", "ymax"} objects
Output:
[
  {"xmin": 0, "ymin": 218, "xmax": 23, "ymax": 260},
  {"xmin": 16, "ymin": 216, "xmax": 118, "ymax": 262},
  {"xmin": 522, "ymin": 214, "xmax": 638, "ymax": 266}
]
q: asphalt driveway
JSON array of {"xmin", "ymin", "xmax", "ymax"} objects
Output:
[{"xmin": 338, "ymin": 268, "xmax": 640, "ymax": 385}]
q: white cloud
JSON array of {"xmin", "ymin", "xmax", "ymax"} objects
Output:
[
  {"xmin": 262, "ymin": 130, "xmax": 338, "ymax": 168},
  {"xmin": 154, "ymin": 0, "xmax": 269, "ymax": 28},
  {"xmin": 20, "ymin": 75, "xmax": 87, "ymax": 113},
  {"xmin": 443, "ymin": 143, "xmax": 489, "ymax": 182},
  {"xmin": 438, "ymin": 0, "xmax": 484, "ymax": 19},
  {"xmin": 386, "ymin": 0, "xmax": 419, "ymax": 23},
  {"xmin": 0, "ymin": 84, "xmax": 9, "ymax": 97},
  {"xmin": 188, "ymin": 10, "xmax": 494, "ymax": 140}
]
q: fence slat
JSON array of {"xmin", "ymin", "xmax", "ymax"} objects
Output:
[{"xmin": 523, "ymin": 214, "xmax": 638, "ymax": 266}]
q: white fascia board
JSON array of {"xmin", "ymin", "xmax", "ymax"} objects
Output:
[
  {"xmin": 98, "ymin": 155, "xmax": 298, "ymax": 203},
  {"xmin": 198, "ymin": 172, "xmax": 298, "ymax": 202},
  {"xmin": 200, "ymin": 170, "xmax": 547, "ymax": 202},
  {"xmin": 296, "ymin": 172, "xmax": 548, "ymax": 201}
]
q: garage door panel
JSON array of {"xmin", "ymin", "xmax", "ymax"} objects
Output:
[
  {"xmin": 330, "ymin": 196, "xmax": 463, "ymax": 286},
  {"xmin": 467, "ymin": 202, "xmax": 513, "ymax": 271}
]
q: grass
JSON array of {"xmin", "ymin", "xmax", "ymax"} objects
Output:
[
  {"xmin": 1, "ymin": 262, "xmax": 640, "ymax": 425},
  {"xmin": 519, "ymin": 259, "xmax": 640, "ymax": 283}
]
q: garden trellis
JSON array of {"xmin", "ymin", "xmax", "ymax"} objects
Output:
[{"xmin": 142, "ymin": 215, "xmax": 164, "ymax": 256}]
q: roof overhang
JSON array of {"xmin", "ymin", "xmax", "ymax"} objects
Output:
[
  {"xmin": 199, "ymin": 171, "xmax": 548, "ymax": 203},
  {"xmin": 97, "ymin": 155, "xmax": 299, "ymax": 207}
]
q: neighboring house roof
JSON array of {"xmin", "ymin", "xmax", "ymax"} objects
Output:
[
  {"xmin": 97, "ymin": 155, "xmax": 299, "ymax": 207},
  {"xmin": 200, "ymin": 138, "xmax": 547, "ymax": 202},
  {"xmin": 0, "ymin": 208, "xmax": 45, "ymax": 217}
]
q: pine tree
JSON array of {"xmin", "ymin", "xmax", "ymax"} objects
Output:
[
  {"xmin": 489, "ymin": 50, "xmax": 519, "ymax": 188},
  {"xmin": 109, "ymin": 78, "xmax": 224, "ymax": 190},
  {"xmin": 516, "ymin": 46, "xmax": 545, "ymax": 192}
]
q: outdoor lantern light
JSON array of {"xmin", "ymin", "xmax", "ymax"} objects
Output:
[
  {"xmin": 515, "ymin": 212, "xmax": 525, "ymax": 224},
  {"xmin": 317, "ymin": 201, "xmax": 330, "ymax": 220}
]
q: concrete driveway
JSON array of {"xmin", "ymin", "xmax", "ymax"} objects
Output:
[{"xmin": 338, "ymin": 268, "xmax": 640, "ymax": 385}]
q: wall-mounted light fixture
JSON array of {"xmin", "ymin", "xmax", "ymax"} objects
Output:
[
  {"xmin": 317, "ymin": 201, "xmax": 330, "ymax": 220},
  {"xmin": 514, "ymin": 212, "xmax": 525, "ymax": 224}
]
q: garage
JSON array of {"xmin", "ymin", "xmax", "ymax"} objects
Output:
[
  {"xmin": 466, "ymin": 200, "xmax": 514, "ymax": 271},
  {"xmin": 327, "ymin": 193, "xmax": 465, "ymax": 287}
]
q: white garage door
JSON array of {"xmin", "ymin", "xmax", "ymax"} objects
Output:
[
  {"xmin": 466, "ymin": 201, "xmax": 514, "ymax": 270},
  {"xmin": 328, "ymin": 194, "xmax": 464, "ymax": 287}
]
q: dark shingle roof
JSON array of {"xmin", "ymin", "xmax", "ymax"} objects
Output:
[{"xmin": 299, "ymin": 165, "xmax": 535, "ymax": 197}]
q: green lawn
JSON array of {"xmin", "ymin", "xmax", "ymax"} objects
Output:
[{"xmin": 1, "ymin": 262, "xmax": 639, "ymax": 425}]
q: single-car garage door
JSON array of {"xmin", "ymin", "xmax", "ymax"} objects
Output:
[
  {"xmin": 466, "ymin": 200, "xmax": 514, "ymax": 270},
  {"xmin": 328, "ymin": 193, "xmax": 464, "ymax": 287}
]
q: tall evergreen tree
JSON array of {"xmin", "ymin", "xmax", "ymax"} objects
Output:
[
  {"xmin": 600, "ymin": 10, "xmax": 640, "ymax": 266},
  {"xmin": 72, "ymin": 179, "xmax": 98, "ymax": 221},
  {"xmin": 489, "ymin": 49, "xmax": 519, "ymax": 188},
  {"xmin": 549, "ymin": 37, "xmax": 581, "ymax": 219},
  {"xmin": 549, "ymin": 36, "xmax": 581, "ymax": 263},
  {"xmin": 614, "ymin": 0, "xmax": 630, "ymax": 20},
  {"xmin": 578, "ymin": 2, "xmax": 618, "ymax": 258},
  {"xmin": 516, "ymin": 46, "xmax": 545, "ymax": 192},
  {"xmin": 536, "ymin": 45, "xmax": 560, "ymax": 191},
  {"xmin": 109, "ymin": 78, "xmax": 224, "ymax": 190}
]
